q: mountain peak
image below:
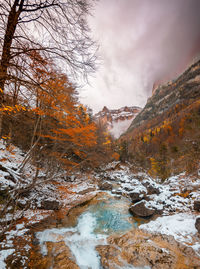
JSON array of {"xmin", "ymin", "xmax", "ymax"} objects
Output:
[
  {"xmin": 102, "ymin": 106, "xmax": 109, "ymax": 112},
  {"xmin": 95, "ymin": 105, "xmax": 142, "ymax": 138}
]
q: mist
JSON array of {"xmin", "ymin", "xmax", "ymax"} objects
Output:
[{"xmin": 80, "ymin": 0, "xmax": 200, "ymax": 113}]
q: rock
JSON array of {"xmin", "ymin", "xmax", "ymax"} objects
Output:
[
  {"xmin": 143, "ymin": 182, "xmax": 160, "ymax": 195},
  {"xmin": 98, "ymin": 181, "xmax": 113, "ymax": 191},
  {"xmin": 129, "ymin": 200, "xmax": 155, "ymax": 217},
  {"xmin": 77, "ymin": 187, "xmax": 96, "ymax": 195},
  {"xmin": 29, "ymin": 241, "xmax": 79, "ymax": 269},
  {"xmin": 97, "ymin": 229, "xmax": 200, "ymax": 269},
  {"xmin": 17, "ymin": 199, "xmax": 29, "ymax": 209},
  {"xmin": 147, "ymin": 185, "xmax": 160, "ymax": 195},
  {"xmin": 129, "ymin": 191, "xmax": 145, "ymax": 202},
  {"xmin": 112, "ymin": 189, "xmax": 123, "ymax": 195},
  {"xmin": 0, "ymin": 188, "xmax": 9, "ymax": 199},
  {"xmin": 124, "ymin": 186, "xmax": 133, "ymax": 191},
  {"xmin": 194, "ymin": 200, "xmax": 200, "ymax": 211},
  {"xmin": 40, "ymin": 199, "xmax": 60, "ymax": 210},
  {"xmin": 195, "ymin": 217, "xmax": 200, "ymax": 233}
]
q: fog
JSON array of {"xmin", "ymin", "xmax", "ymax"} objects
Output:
[{"xmin": 80, "ymin": 0, "xmax": 200, "ymax": 113}]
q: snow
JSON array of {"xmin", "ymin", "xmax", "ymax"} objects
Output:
[
  {"xmin": 71, "ymin": 181, "xmax": 95, "ymax": 193},
  {"xmin": 23, "ymin": 209, "xmax": 52, "ymax": 223},
  {"xmin": 104, "ymin": 167, "xmax": 200, "ymax": 215},
  {"xmin": 140, "ymin": 213, "xmax": 200, "ymax": 255},
  {"xmin": 140, "ymin": 213, "xmax": 197, "ymax": 240},
  {"xmin": 98, "ymin": 163, "xmax": 200, "ymax": 257},
  {"xmin": 100, "ymin": 161, "xmax": 120, "ymax": 171},
  {"xmin": 0, "ymin": 211, "xmax": 23, "ymax": 223},
  {"xmin": 0, "ymin": 249, "xmax": 15, "ymax": 269},
  {"xmin": 4, "ymin": 223, "xmax": 29, "ymax": 248},
  {"xmin": 1, "ymin": 138, "xmax": 200, "ymax": 266},
  {"xmin": 95, "ymin": 106, "xmax": 141, "ymax": 138},
  {"xmin": 121, "ymin": 182, "xmax": 147, "ymax": 194}
]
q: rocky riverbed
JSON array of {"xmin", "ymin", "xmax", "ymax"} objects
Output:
[{"xmin": 0, "ymin": 155, "xmax": 200, "ymax": 268}]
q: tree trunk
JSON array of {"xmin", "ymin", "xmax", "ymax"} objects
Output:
[
  {"xmin": 0, "ymin": 0, "xmax": 21, "ymax": 93},
  {"xmin": 0, "ymin": 112, "xmax": 3, "ymax": 136},
  {"xmin": 0, "ymin": 0, "xmax": 23, "ymax": 135}
]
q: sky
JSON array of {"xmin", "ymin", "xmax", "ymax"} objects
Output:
[{"xmin": 79, "ymin": 0, "xmax": 200, "ymax": 113}]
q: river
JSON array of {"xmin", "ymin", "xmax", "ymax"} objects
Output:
[{"xmin": 36, "ymin": 192, "xmax": 148, "ymax": 269}]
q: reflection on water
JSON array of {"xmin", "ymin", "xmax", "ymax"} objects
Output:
[{"xmin": 36, "ymin": 192, "xmax": 146, "ymax": 269}]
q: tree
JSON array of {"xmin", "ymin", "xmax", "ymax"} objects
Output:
[
  {"xmin": 20, "ymin": 57, "xmax": 98, "ymax": 171},
  {"xmin": 0, "ymin": 0, "xmax": 97, "ymax": 132}
]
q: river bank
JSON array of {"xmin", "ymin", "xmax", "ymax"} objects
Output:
[{"xmin": 0, "ymin": 153, "xmax": 200, "ymax": 268}]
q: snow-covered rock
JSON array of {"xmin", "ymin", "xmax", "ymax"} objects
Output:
[
  {"xmin": 95, "ymin": 106, "xmax": 142, "ymax": 138},
  {"xmin": 98, "ymin": 181, "xmax": 113, "ymax": 191},
  {"xmin": 129, "ymin": 200, "xmax": 155, "ymax": 217},
  {"xmin": 194, "ymin": 200, "xmax": 200, "ymax": 211},
  {"xmin": 97, "ymin": 163, "xmax": 200, "ymax": 217},
  {"xmin": 140, "ymin": 213, "xmax": 200, "ymax": 256},
  {"xmin": 195, "ymin": 217, "xmax": 200, "ymax": 234}
]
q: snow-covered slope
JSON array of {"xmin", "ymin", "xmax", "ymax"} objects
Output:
[{"xmin": 95, "ymin": 106, "xmax": 142, "ymax": 138}]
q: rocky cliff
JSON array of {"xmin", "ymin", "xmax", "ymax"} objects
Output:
[
  {"xmin": 95, "ymin": 106, "xmax": 142, "ymax": 138},
  {"xmin": 120, "ymin": 59, "xmax": 200, "ymax": 177},
  {"xmin": 127, "ymin": 59, "xmax": 200, "ymax": 133}
]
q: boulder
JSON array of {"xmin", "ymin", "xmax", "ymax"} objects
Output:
[
  {"xmin": 129, "ymin": 200, "xmax": 155, "ymax": 218},
  {"xmin": 98, "ymin": 181, "xmax": 113, "ymax": 191},
  {"xmin": 143, "ymin": 182, "xmax": 160, "ymax": 195},
  {"xmin": 124, "ymin": 186, "xmax": 134, "ymax": 192},
  {"xmin": 195, "ymin": 217, "xmax": 200, "ymax": 233},
  {"xmin": 194, "ymin": 200, "xmax": 200, "ymax": 211},
  {"xmin": 40, "ymin": 199, "xmax": 60, "ymax": 210},
  {"xmin": 129, "ymin": 191, "xmax": 145, "ymax": 202},
  {"xmin": 147, "ymin": 185, "xmax": 160, "ymax": 195}
]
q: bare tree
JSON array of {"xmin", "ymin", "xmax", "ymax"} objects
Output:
[{"xmin": 0, "ymin": 0, "xmax": 97, "ymax": 132}]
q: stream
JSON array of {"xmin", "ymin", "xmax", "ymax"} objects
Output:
[{"xmin": 36, "ymin": 192, "xmax": 148, "ymax": 269}]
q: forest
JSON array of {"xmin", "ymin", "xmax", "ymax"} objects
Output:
[{"xmin": 0, "ymin": 1, "xmax": 200, "ymax": 268}]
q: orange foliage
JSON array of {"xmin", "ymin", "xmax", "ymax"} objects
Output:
[
  {"xmin": 0, "ymin": 104, "xmax": 26, "ymax": 114},
  {"xmin": 29, "ymin": 54, "xmax": 97, "ymax": 169},
  {"xmin": 179, "ymin": 117, "xmax": 186, "ymax": 137},
  {"xmin": 112, "ymin": 152, "xmax": 120, "ymax": 161}
]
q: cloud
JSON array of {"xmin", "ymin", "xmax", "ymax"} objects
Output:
[{"xmin": 80, "ymin": 0, "xmax": 200, "ymax": 113}]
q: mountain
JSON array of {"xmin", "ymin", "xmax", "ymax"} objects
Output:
[
  {"xmin": 95, "ymin": 106, "xmax": 142, "ymax": 138},
  {"xmin": 121, "ymin": 59, "xmax": 200, "ymax": 178},
  {"xmin": 127, "ymin": 59, "xmax": 200, "ymax": 133}
]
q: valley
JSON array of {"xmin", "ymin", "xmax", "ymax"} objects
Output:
[{"xmin": 0, "ymin": 1, "xmax": 200, "ymax": 267}]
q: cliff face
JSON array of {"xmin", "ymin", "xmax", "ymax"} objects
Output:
[
  {"xmin": 127, "ymin": 59, "xmax": 200, "ymax": 133},
  {"xmin": 121, "ymin": 59, "xmax": 200, "ymax": 177},
  {"xmin": 95, "ymin": 106, "xmax": 142, "ymax": 138}
]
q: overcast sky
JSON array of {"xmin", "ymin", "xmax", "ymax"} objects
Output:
[{"xmin": 79, "ymin": 0, "xmax": 200, "ymax": 113}]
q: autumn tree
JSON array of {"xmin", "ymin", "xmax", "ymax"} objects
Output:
[
  {"xmin": 0, "ymin": 0, "xmax": 97, "ymax": 133},
  {"xmin": 84, "ymin": 119, "xmax": 115, "ymax": 168},
  {"xmin": 15, "ymin": 56, "xmax": 97, "ymax": 173}
]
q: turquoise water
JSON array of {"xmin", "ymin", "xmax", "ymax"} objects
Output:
[
  {"xmin": 37, "ymin": 192, "xmax": 145, "ymax": 269},
  {"xmin": 87, "ymin": 195, "xmax": 137, "ymax": 234}
]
